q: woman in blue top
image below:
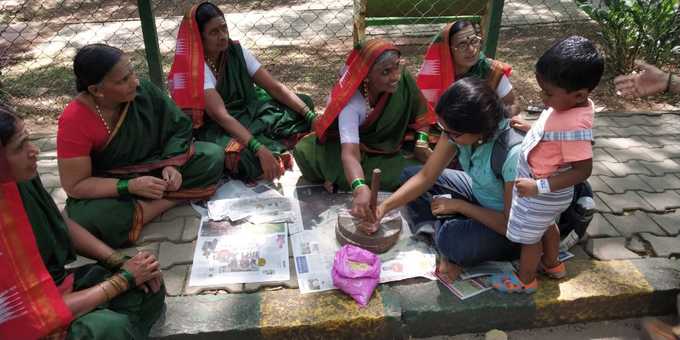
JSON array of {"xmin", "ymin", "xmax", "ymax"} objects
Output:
[{"xmin": 374, "ymin": 77, "xmax": 520, "ymax": 282}]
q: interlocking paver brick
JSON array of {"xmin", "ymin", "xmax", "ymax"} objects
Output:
[
  {"xmin": 626, "ymin": 235, "xmax": 647, "ymax": 254},
  {"xmin": 40, "ymin": 137, "xmax": 57, "ymax": 151},
  {"xmin": 596, "ymin": 192, "xmax": 654, "ymax": 213},
  {"xmin": 640, "ymin": 174, "xmax": 680, "ymax": 192},
  {"xmin": 592, "ymin": 161, "xmax": 616, "ymax": 176},
  {"xmin": 137, "ymin": 218, "xmax": 185, "ymax": 244},
  {"xmin": 593, "ymin": 194, "xmax": 612, "ymax": 213},
  {"xmin": 37, "ymin": 159, "xmax": 59, "ymax": 174},
  {"xmin": 603, "ymin": 211, "xmax": 666, "ymax": 237},
  {"xmin": 164, "ymin": 265, "xmax": 189, "ymax": 296},
  {"xmin": 585, "ymin": 213, "xmax": 620, "ymax": 238},
  {"xmin": 593, "ymin": 126, "xmax": 619, "ymax": 138},
  {"xmin": 594, "ymin": 137, "xmax": 649, "ymax": 150},
  {"xmin": 600, "ymin": 175, "xmax": 654, "ymax": 194},
  {"xmin": 643, "ymin": 136, "xmax": 680, "ymax": 147},
  {"xmin": 642, "ymin": 125, "xmax": 680, "ymax": 135},
  {"xmin": 639, "ymin": 233, "xmax": 680, "ymax": 257},
  {"xmin": 642, "ymin": 159, "xmax": 680, "ymax": 176},
  {"xmin": 592, "ymin": 149, "xmax": 617, "ymax": 163},
  {"xmin": 649, "ymin": 211, "xmax": 680, "ymax": 235},
  {"xmin": 587, "ymin": 176, "xmax": 614, "ymax": 194},
  {"xmin": 585, "ymin": 237, "xmax": 641, "ymax": 260},
  {"xmin": 181, "ymin": 216, "xmax": 201, "ymax": 242},
  {"xmin": 161, "ymin": 204, "xmax": 200, "ymax": 221},
  {"xmin": 606, "ymin": 147, "xmax": 667, "ymax": 162},
  {"xmin": 64, "ymin": 255, "xmax": 96, "ymax": 270},
  {"xmin": 611, "ymin": 115, "xmax": 656, "ymax": 127},
  {"xmin": 38, "ymin": 150, "xmax": 57, "ymax": 160},
  {"xmin": 608, "ymin": 126, "xmax": 650, "ymax": 137},
  {"xmin": 639, "ymin": 191, "xmax": 680, "ymax": 211},
  {"xmin": 159, "ymin": 241, "xmax": 196, "ymax": 270},
  {"xmin": 659, "ymin": 145, "xmax": 680, "ymax": 159},
  {"xmin": 594, "ymin": 117, "xmax": 618, "ymax": 127},
  {"xmin": 602, "ymin": 160, "xmax": 654, "ymax": 176},
  {"xmin": 119, "ymin": 242, "xmax": 160, "ymax": 258}
]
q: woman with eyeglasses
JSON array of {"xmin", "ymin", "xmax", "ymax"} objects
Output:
[
  {"xmin": 373, "ymin": 77, "xmax": 521, "ymax": 282},
  {"xmin": 417, "ymin": 20, "xmax": 518, "ymax": 116},
  {"xmin": 56, "ymin": 44, "xmax": 225, "ymax": 248},
  {"xmin": 293, "ymin": 39, "xmax": 436, "ymax": 226},
  {"xmin": 168, "ymin": 2, "xmax": 316, "ymax": 182}
]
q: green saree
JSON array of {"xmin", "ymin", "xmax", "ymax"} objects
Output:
[
  {"xmin": 18, "ymin": 176, "xmax": 165, "ymax": 340},
  {"xmin": 65, "ymin": 79, "xmax": 224, "ymax": 248},
  {"xmin": 293, "ymin": 70, "xmax": 429, "ymax": 191},
  {"xmin": 195, "ymin": 41, "xmax": 313, "ymax": 180}
]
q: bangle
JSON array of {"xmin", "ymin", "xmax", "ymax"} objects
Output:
[
  {"xmin": 416, "ymin": 131, "xmax": 429, "ymax": 142},
  {"xmin": 99, "ymin": 283, "xmax": 112, "ymax": 301},
  {"xmin": 247, "ymin": 138, "xmax": 263, "ymax": 153},
  {"xmin": 351, "ymin": 178, "xmax": 367, "ymax": 191},
  {"xmin": 665, "ymin": 72, "xmax": 673, "ymax": 94},
  {"xmin": 536, "ymin": 178, "xmax": 551, "ymax": 194},
  {"xmin": 304, "ymin": 110, "xmax": 317, "ymax": 124},
  {"xmin": 119, "ymin": 269, "xmax": 136, "ymax": 288},
  {"xmin": 116, "ymin": 179, "xmax": 130, "ymax": 196},
  {"xmin": 102, "ymin": 252, "xmax": 127, "ymax": 270}
]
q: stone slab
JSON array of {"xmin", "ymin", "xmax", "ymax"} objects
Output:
[
  {"xmin": 642, "ymin": 159, "xmax": 680, "ymax": 176},
  {"xmin": 161, "ymin": 204, "xmax": 200, "ymax": 221},
  {"xmin": 639, "ymin": 233, "xmax": 680, "ymax": 258},
  {"xmin": 603, "ymin": 211, "xmax": 665, "ymax": 237},
  {"xmin": 649, "ymin": 211, "xmax": 680, "ymax": 235},
  {"xmin": 137, "ymin": 218, "xmax": 186, "ymax": 244},
  {"xmin": 164, "ymin": 265, "xmax": 189, "ymax": 296},
  {"xmin": 640, "ymin": 174, "xmax": 680, "ymax": 193},
  {"xmin": 602, "ymin": 160, "xmax": 654, "ymax": 176},
  {"xmin": 182, "ymin": 266, "xmax": 246, "ymax": 295},
  {"xmin": 600, "ymin": 175, "xmax": 653, "ymax": 194},
  {"xmin": 159, "ymin": 241, "xmax": 196, "ymax": 270},
  {"xmin": 181, "ymin": 216, "xmax": 201, "ymax": 242},
  {"xmin": 587, "ymin": 176, "xmax": 614, "ymax": 194},
  {"xmin": 585, "ymin": 237, "xmax": 641, "ymax": 260},
  {"xmin": 585, "ymin": 213, "xmax": 619, "ymax": 238},
  {"xmin": 596, "ymin": 192, "xmax": 654, "ymax": 213},
  {"xmin": 639, "ymin": 191, "xmax": 680, "ymax": 211}
]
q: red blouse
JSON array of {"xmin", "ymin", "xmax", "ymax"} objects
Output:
[{"xmin": 57, "ymin": 100, "xmax": 110, "ymax": 159}]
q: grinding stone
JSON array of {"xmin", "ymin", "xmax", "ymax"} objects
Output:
[{"xmin": 336, "ymin": 213, "xmax": 402, "ymax": 254}]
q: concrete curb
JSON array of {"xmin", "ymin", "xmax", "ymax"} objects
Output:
[{"xmin": 151, "ymin": 258, "xmax": 680, "ymax": 339}]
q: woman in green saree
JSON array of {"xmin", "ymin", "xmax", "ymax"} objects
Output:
[
  {"xmin": 168, "ymin": 1, "xmax": 316, "ymax": 181},
  {"xmin": 58, "ymin": 44, "xmax": 224, "ymax": 248},
  {"xmin": 2, "ymin": 105, "xmax": 165, "ymax": 339},
  {"xmin": 292, "ymin": 39, "xmax": 436, "ymax": 224}
]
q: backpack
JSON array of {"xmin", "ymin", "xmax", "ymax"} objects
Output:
[{"xmin": 490, "ymin": 126, "xmax": 524, "ymax": 180}]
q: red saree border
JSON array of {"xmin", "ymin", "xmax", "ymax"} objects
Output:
[{"xmin": 104, "ymin": 144, "xmax": 196, "ymax": 175}]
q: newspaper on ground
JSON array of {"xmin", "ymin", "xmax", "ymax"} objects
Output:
[
  {"xmin": 191, "ymin": 179, "xmax": 283, "ymax": 217},
  {"xmin": 459, "ymin": 261, "xmax": 516, "ymax": 280},
  {"xmin": 207, "ymin": 196, "xmax": 296, "ymax": 224},
  {"xmin": 434, "ymin": 271, "xmax": 492, "ymax": 300},
  {"xmin": 189, "ymin": 218, "xmax": 290, "ymax": 286},
  {"xmin": 558, "ymin": 250, "xmax": 575, "ymax": 262},
  {"xmin": 288, "ymin": 185, "xmax": 436, "ymax": 294}
]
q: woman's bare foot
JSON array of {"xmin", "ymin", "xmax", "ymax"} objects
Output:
[
  {"xmin": 437, "ymin": 257, "xmax": 462, "ymax": 283},
  {"xmin": 323, "ymin": 180, "xmax": 334, "ymax": 193}
]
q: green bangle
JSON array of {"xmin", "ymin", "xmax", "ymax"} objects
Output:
[
  {"xmin": 304, "ymin": 110, "xmax": 317, "ymax": 124},
  {"xmin": 116, "ymin": 179, "xmax": 130, "ymax": 196},
  {"xmin": 119, "ymin": 269, "xmax": 136, "ymax": 288},
  {"xmin": 247, "ymin": 138, "xmax": 263, "ymax": 153},
  {"xmin": 351, "ymin": 178, "xmax": 367, "ymax": 191},
  {"xmin": 416, "ymin": 132, "xmax": 429, "ymax": 142}
]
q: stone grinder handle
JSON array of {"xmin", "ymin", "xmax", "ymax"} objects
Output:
[{"xmin": 370, "ymin": 168, "xmax": 381, "ymax": 211}]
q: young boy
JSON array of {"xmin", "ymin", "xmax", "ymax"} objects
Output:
[{"xmin": 491, "ymin": 36, "xmax": 604, "ymax": 293}]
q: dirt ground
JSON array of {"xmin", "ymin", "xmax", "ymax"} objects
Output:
[{"xmin": 14, "ymin": 21, "xmax": 680, "ymax": 136}]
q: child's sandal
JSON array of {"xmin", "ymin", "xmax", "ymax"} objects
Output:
[
  {"xmin": 540, "ymin": 261, "xmax": 567, "ymax": 279},
  {"xmin": 490, "ymin": 272, "xmax": 538, "ymax": 294}
]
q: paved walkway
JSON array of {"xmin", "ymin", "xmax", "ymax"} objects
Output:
[{"xmin": 30, "ymin": 111, "xmax": 680, "ymax": 338}]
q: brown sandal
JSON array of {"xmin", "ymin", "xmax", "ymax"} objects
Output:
[{"xmin": 641, "ymin": 317, "xmax": 680, "ymax": 340}]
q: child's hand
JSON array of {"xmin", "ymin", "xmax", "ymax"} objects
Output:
[
  {"xmin": 510, "ymin": 116, "xmax": 531, "ymax": 132},
  {"xmin": 431, "ymin": 197, "xmax": 463, "ymax": 216},
  {"xmin": 515, "ymin": 178, "xmax": 538, "ymax": 197}
]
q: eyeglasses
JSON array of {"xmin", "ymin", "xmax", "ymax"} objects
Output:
[
  {"xmin": 437, "ymin": 122, "xmax": 464, "ymax": 140},
  {"xmin": 453, "ymin": 35, "xmax": 483, "ymax": 51}
]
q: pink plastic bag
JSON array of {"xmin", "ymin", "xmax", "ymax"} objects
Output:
[{"xmin": 331, "ymin": 244, "xmax": 380, "ymax": 306}]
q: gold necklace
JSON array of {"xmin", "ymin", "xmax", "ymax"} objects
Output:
[
  {"xmin": 93, "ymin": 102, "xmax": 112, "ymax": 135},
  {"xmin": 361, "ymin": 81, "xmax": 374, "ymax": 111},
  {"xmin": 206, "ymin": 56, "xmax": 219, "ymax": 75}
]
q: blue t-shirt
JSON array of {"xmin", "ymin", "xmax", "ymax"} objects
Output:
[{"xmin": 455, "ymin": 119, "xmax": 521, "ymax": 211}]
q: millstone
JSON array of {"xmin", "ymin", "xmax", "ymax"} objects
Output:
[{"xmin": 335, "ymin": 214, "xmax": 402, "ymax": 254}]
